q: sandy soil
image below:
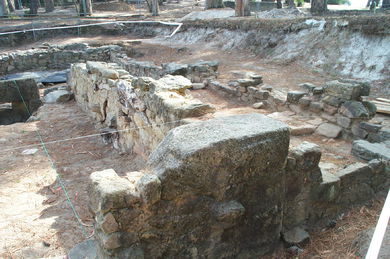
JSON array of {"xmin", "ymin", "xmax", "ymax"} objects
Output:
[{"xmin": 0, "ymin": 102, "xmax": 145, "ymax": 258}]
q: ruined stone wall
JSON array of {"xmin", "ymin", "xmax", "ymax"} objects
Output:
[
  {"xmin": 88, "ymin": 114, "xmax": 291, "ymax": 258},
  {"xmin": 0, "ymin": 43, "xmax": 120, "ymax": 75},
  {"xmin": 69, "ymin": 61, "xmax": 215, "ymax": 156},
  {"xmin": 111, "ymin": 52, "xmax": 219, "ymax": 83}
]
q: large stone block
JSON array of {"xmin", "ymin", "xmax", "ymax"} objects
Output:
[
  {"xmin": 143, "ymin": 114, "xmax": 290, "ymax": 257},
  {"xmin": 0, "ymin": 78, "xmax": 40, "ymax": 103},
  {"xmin": 324, "ymin": 80, "xmax": 363, "ymax": 100}
]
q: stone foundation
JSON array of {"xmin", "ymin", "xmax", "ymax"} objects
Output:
[{"xmin": 69, "ymin": 61, "xmax": 215, "ymax": 156}]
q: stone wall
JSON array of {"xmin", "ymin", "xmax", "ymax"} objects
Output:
[
  {"xmin": 286, "ymin": 79, "xmax": 379, "ymax": 140},
  {"xmin": 111, "ymin": 52, "xmax": 219, "ymax": 83},
  {"xmin": 87, "ymin": 117, "xmax": 389, "ymax": 257},
  {"xmin": 0, "ymin": 78, "xmax": 41, "ymax": 124},
  {"xmin": 0, "ymin": 43, "xmax": 120, "ymax": 75},
  {"xmin": 88, "ymin": 114, "xmax": 291, "ymax": 258},
  {"xmin": 69, "ymin": 61, "xmax": 215, "ymax": 157}
]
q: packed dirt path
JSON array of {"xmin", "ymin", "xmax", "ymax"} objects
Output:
[{"xmin": 0, "ymin": 101, "xmax": 145, "ymax": 258}]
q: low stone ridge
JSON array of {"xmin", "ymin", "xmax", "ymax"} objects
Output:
[
  {"xmin": 69, "ymin": 61, "xmax": 215, "ymax": 155},
  {"xmin": 111, "ymin": 52, "xmax": 219, "ymax": 83},
  {"xmin": 288, "ymin": 79, "xmax": 378, "ymax": 140},
  {"xmin": 0, "ymin": 43, "xmax": 120, "ymax": 75},
  {"xmin": 89, "ymin": 113, "xmax": 290, "ymax": 258}
]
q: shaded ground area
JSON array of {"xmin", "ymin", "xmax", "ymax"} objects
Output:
[{"xmin": 0, "ymin": 101, "xmax": 145, "ymax": 258}]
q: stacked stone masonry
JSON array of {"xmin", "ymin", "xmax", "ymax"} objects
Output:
[
  {"xmin": 0, "ymin": 43, "xmax": 120, "ymax": 75},
  {"xmin": 67, "ymin": 63, "xmax": 390, "ymax": 258},
  {"xmin": 69, "ymin": 61, "xmax": 215, "ymax": 157},
  {"xmin": 286, "ymin": 79, "xmax": 389, "ymax": 141},
  {"xmin": 111, "ymin": 52, "xmax": 219, "ymax": 83}
]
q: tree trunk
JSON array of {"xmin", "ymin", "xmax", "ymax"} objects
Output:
[
  {"xmin": 151, "ymin": 0, "xmax": 159, "ymax": 16},
  {"xmin": 7, "ymin": 0, "xmax": 14, "ymax": 12},
  {"xmin": 277, "ymin": 0, "xmax": 282, "ymax": 8},
  {"xmin": 382, "ymin": 0, "xmax": 390, "ymax": 8},
  {"xmin": 311, "ymin": 0, "xmax": 327, "ymax": 14},
  {"xmin": 287, "ymin": 0, "xmax": 295, "ymax": 8},
  {"xmin": 44, "ymin": 0, "xmax": 54, "ymax": 12},
  {"xmin": 29, "ymin": 0, "xmax": 39, "ymax": 15},
  {"xmin": 0, "ymin": 0, "xmax": 9, "ymax": 16},
  {"xmin": 205, "ymin": 0, "xmax": 224, "ymax": 9},
  {"xmin": 79, "ymin": 0, "xmax": 92, "ymax": 16},
  {"xmin": 14, "ymin": 0, "xmax": 22, "ymax": 10},
  {"xmin": 235, "ymin": 0, "xmax": 250, "ymax": 16}
]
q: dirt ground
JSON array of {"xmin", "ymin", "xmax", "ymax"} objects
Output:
[{"xmin": 0, "ymin": 102, "xmax": 145, "ymax": 258}]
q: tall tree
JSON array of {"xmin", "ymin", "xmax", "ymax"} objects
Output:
[
  {"xmin": 0, "ymin": 0, "xmax": 9, "ymax": 16},
  {"xmin": 287, "ymin": 0, "xmax": 295, "ymax": 8},
  {"xmin": 7, "ymin": 0, "xmax": 14, "ymax": 12},
  {"xmin": 79, "ymin": 0, "xmax": 92, "ymax": 16},
  {"xmin": 205, "ymin": 0, "xmax": 224, "ymax": 9},
  {"xmin": 44, "ymin": 0, "xmax": 54, "ymax": 12},
  {"xmin": 14, "ymin": 0, "xmax": 22, "ymax": 10},
  {"xmin": 235, "ymin": 0, "xmax": 250, "ymax": 16},
  {"xmin": 151, "ymin": 0, "xmax": 159, "ymax": 16},
  {"xmin": 311, "ymin": 0, "xmax": 327, "ymax": 13},
  {"xmin": 29, "ymin": 0, "xmax": 39, "ymax": 15}
]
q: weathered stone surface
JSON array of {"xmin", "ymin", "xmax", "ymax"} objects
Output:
[
  {"xmin": 324, "ymin": 80, "xmax": 362, "ymax": 100},
  {"xmin": 309, "ymin": 101, "xmax": 323, "ymax": 113},
  {"xmin": 316, "ymin": 123, "xmax": 342, "ymax": 138},
  {"xmin": 336, "ymin": 115, "xmax": 352, "ymax": 128},
  {"xmin": 143, "ymin": 114, "xmax": 290, "ymax": 257},
  {"xmin": 282, "ymin": 227, "xmax": 310, "ymax": 245},
  {"xmin": 252, "ymin": 102, "xmax": 264, "ymax": 109},
  {"xmin": 88, "ymin": 169, "xmax": 140, "ymax": 214},
  {"xmin": 44, "ymin": 89, "xmax": 73, "ymax": 103},
  {"xmin": 322, "ymin": 95, "xmax": 343, "ymax": 107},
  {"xmin": 359, "ymin": 122, "xmax": 382, "ymax": 133},
  {"xmin": 298, "ymin": 96, "xmax": 311, "ymax": 107},
  {"xmin": 191, "ymin": 82, "xmax": 206, "ymax": 90},
  {"xmin": 287, "ymin": 91, "xmax": 306, "ymax": 104},
  {"xmin": 162, "ymin": 62, "xmax": 188, "ymax": 76},
  {"xmin": 290, "ymin": 125, "xmax": 317, "ymax": 136},
  {"xmin": 340, "ymin": 101, "xmax": 369, "ymax": 119},
  {"xmin": 0, "ymin": 78, "xmax": 40, "ymax": 102},
  {"xmin": 68, "ymin": 239, "xmax": 97, "ymax": 259},
  {"xmin": 352, "ymin": 140, "xmax": 390, "ymax": 161},
  {"xmin": 299, "ymin": 82, "xmax": 316, "ymax": 92}
]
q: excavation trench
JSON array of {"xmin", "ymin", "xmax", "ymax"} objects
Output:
[{"xmin": 0, "ymin": 16, "xmax": 389, "ymax": 258}]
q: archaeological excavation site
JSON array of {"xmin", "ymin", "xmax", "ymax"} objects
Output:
[{"xmin": 0, "ymin": 0, "xmax": 389, "ymax": 258}]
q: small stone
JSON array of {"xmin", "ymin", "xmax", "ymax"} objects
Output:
[
  {"xmin": 282, "ymin": 227, "xmax": 310, "ymax": 245},
  {"xmin": 254, "ymin": 90, "xmax": 270, "ymax": 100},
  {"xmin": 309, "ymin": 102, "xmax": 323, "ymax": 113},
  {"xmin": 99, "ymin": 212, "xmax": 119, "ymax": 234},
  {"xmin": 298, "ymin": 96, "xmax": 311, "ymax": 107},
  {"xmin": 290, "ymin": 125, "xmax": 317, "ymax": 136},
  {"xmin": 299, "ymin": 82, "xmax": 316, "ymax": 92},
  {"xmin": 22, "ymin": 148, "xmax": 38, "ymax": 155},
  {"xmin": 313, "ymin": 87, "xmax": 324, "ymax": 95},
  {"xmin": 352, "ymin": 140, "xmax": 390, "ymax": 161},
  {"xmin": 192, "ymin": 83, "xmax": 206, "ymax": 90},
  {"xmin": 44, "ymin": 90, "xmax": 73, "ymax": 103},
  {"xmin": 359, "ymin": 122, "xmax": 382, "ymax": 133},
  {"xmin": 260, "ymin": 84, "xmax": 273, "ymax": 92},
  {"xmin": 287, "ymin": 91, "xmax": 306, "ymax": 104},
  {"xmin": 336, "ymin": 115, "xmax": 352, "ymax": 128},
  {"xmin": 322, "ymin": 95, "xmax": 344, "ymax": 107},
  {"xmin": 252, "ymin": 102, "xmax": 264, "ymax": 109},
  {"xmin": 316, "ymin": 123, "xmax": 342, "ymax": 138}
]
